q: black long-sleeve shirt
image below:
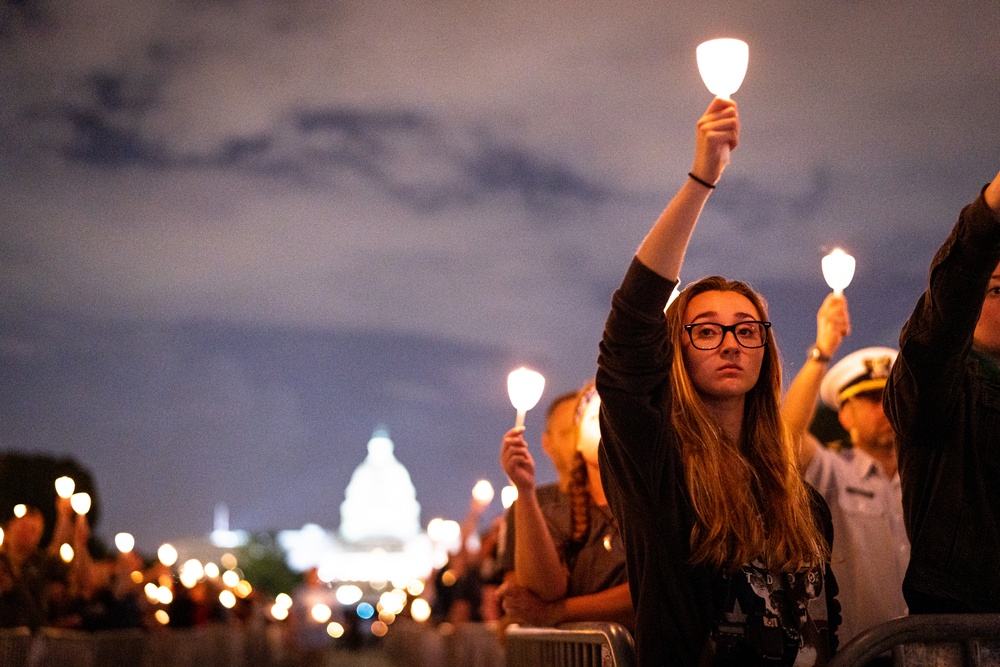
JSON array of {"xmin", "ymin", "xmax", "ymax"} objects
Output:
[
  {"xmin": 884, "ymin": 190, "xmax": 1000, "ymax": 612},
  {"xmin": 597, "ymin": 257, "xmax": 839, "ymax": 665}
]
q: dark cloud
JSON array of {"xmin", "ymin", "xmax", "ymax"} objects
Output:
[{"xmin": 52, "ymin": 81, "xmax": 619, "ymax": 212}]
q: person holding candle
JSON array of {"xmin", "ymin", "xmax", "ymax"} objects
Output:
[
  {"xmin": 782, "ymin": 294, "xmax": 908, "ymax": 645},
  {"xmin": 596, "ymin": 98, "xmax": 840, "ymax": 665},
  {"xmin": 0, "ymin": 506, "xmax": 58, "ymax": 628},
  {"xmin": 497, "ymin": 382, "xmax": 633, "ymax": 631},
  {"xmin": 494, "ymin": 390, "xmax": 578, "ymax": 578},
  {"xmin": 883, "ymin": 168, "xmax": 1000, "ymax": 614}
]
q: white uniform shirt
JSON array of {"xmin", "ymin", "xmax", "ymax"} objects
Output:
[{"xmin": 804, "ymin": 445, "xmax": 909, "ymax": 645}]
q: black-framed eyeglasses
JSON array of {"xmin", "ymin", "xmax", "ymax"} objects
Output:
[{"xmin": 683, "ymin": 321, "xmax": 771, "ymax": 350}]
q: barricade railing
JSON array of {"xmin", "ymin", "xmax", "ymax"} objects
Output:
[
  {"xmin": 383, "ymin": 618, "xmax": 505, "ymax": 667},
  {"xmin": 504, "ymin": 622, "xmax": 636, "ymax": 667},
  {"xmin": 0, "ymin": 624, "xmax": 278, "ymax": 667},
  {"xmin": 828, "ymin": 614, "xmax": 1000, "ymax": 667}
]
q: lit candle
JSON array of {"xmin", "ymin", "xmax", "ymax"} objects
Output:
[
  {"xmin": 696, "ymin": 38, "xmax": 749, "ymax": 163},
  {"xmin": 115, "ymin": 532, "xmax": 135, "ymax": 553},
  {"xmin": 472, "ymin": 480, "xmax": 494, "ymax": 505},
  {"xmin": 54, "ymin": 476, "xmax": 75, "ymax": 499},
  {"xmin": 507, "ymin": 367, "xmax": 546, "ymax": 429},
  {"xmin": 822, "ymin": 248, "xmax": 856, "ymax": 296},
  {"xmin": 70, "ymin": 492, "xmax": 91, "ymax": 515}
]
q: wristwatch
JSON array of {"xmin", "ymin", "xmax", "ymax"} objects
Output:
[{"xmin": 807, "ymin": 346, "xmax": 831, "ymax": 363}]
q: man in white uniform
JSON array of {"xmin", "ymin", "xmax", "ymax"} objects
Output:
[{"xmin": 783, "ymin": 294, "xmax": 909, "ymax": 645}]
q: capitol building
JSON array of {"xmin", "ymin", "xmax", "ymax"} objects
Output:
[
  {"xmin": 178, "ymin": 428, "xmax": 462, "ymax": 587},
  {"xmin": 273, "ymin": 428, "xmax": 456, "ymax": 584}
]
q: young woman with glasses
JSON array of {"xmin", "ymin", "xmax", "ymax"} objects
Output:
[{"xmin": 596, "ymin": 98, "xmax": 841, "ymax": 665}]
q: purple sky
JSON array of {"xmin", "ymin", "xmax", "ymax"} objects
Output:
[{"xmin": 2, "ymin": 0, "xmax": 998, "ymax": 552}]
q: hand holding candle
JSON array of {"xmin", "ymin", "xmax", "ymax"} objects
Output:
[{"xmin": 696, "ymin": 38, "xmax": 748, "ymax": 164}]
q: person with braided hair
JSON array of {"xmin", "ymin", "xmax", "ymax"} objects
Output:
[{"xmin": 497, "ymin": 382, "xmax": 633, "ymax": 631}]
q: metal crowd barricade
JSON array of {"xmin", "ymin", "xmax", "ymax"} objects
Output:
[
  {"xmin": 0, "ymin": 627, "xmax": 33, "ymax": 667},
  {"xmin": 504, "ymin": 622, "xmax": 636, "ymax": 667},
  {"xmin": 0, "ymin": 624, "xmax": 277, "ymax": 667},
  {"xmin": 828, "ymin": 614, "xmax": 1000, "ymax": 667}
]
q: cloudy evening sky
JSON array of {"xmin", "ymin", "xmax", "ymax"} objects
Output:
[{"xmin": 1, "ymin": 0, "xmax": 998, "ymax": 552}]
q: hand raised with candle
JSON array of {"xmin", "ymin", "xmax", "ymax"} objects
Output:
[
  {"xmin": 500, "ymin": 426, "xmax": 536, "ymax": 492},
  {"xmin": 816, "ymin": 292, "xmax": 851, "ymax": 358},
  {"xmin": 691, "ymin": 98, "xmax": 739, "ymax": 186}
]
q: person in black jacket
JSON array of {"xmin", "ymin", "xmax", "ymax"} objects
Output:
[
  {"xmin": 596, "ymin": 98, "xmax": 840, "ymax": 665},
  {"xmin": 883, "ymin": 168, "xmax": 1000, "ymax": 613}
]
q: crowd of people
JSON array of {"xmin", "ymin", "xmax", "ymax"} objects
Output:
[
  {"xmin": 0, "ymin": 494, "xmax": 277, "ymax": 639},
  {"xmin": 4, "ymin": 99, "xmax": 1000, "ymax": 667},
  {"xmin": 472, "ymin": 98, "xmax": 1000, "ymax": 666}
]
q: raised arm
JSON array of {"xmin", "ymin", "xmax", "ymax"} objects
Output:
[
  {"xmin": 635, "ymin": 98, "xmax": 739, "ymax": 280},
  {"xmin": 886, "ymin": 168, "xmax": 1000, "ymax": 430},
  {"xmin": 500, "ymin": 426, "xmax": 569, "ymax": 601},
  {"xmin": 782, "ymin": 293, "xmax": 850, "ymax": 470},
  {"xmin": 987, "ymin": 170, "xmax": 1000, "ymax": 213}
]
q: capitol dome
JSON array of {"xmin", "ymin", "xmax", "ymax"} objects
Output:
[{"xmin": 338, "ymin": 428, "xmax": 422, "ymax": 543}]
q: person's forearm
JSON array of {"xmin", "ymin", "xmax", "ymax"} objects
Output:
[
  {"xmin": 550, "ymin": 583, "xmax": 635, "ymax": 632},
  {"xmin": 635, "ymin": 179, "xmax": 712, "ymax": 281},
  {"xmin": 513, "ymin": 492, "xmax": 568, "ymax": 601},
  {"xmin": 782, "ymin": 358, "xmax": 827, "ymax": 469}
]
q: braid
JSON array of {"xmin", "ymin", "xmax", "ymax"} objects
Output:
[{"xmin": 569, "ymin": 450, "xmax": 591, "ymax": 545}]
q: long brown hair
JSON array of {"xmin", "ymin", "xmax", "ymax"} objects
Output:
[{"xmin": 666, "ymin": 276, "xmax": 825, "ymax": 572}]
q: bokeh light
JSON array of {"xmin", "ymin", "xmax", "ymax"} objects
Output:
[
  {"xmin": 70, "ymin": 492, "xmax": 91, "ymax": 515},
  {"xmin": 406, "ymin": 579, "xmax": 425, "ymax": 596},
  {"xmin": 157, "ymin": 543, "xmax": 178, "ymax": 567},
  {"xmin": 219, "ymin": 590, "xmax": 237, "ymax": 609},
  {"xmin": 410, "ymin": 598, "xmax": 431, "ymax": 622},
  {"xmin": 114, "ymin": 532, "xmax": 135, "ymax": 553},
  {"xmin": 54, "ymin": 476, "xmax": 75, "ymax": 499},
  {"xmin": 156, "ymin": 586, "xmax": 173, "ymax": 605},
  {"xmin": 311, "ymin": 604, "xmax": 332, "ymax": 623},
  {"xmin": 336, "ymin": 584, "xmax": 363, "ymax": 605}
]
